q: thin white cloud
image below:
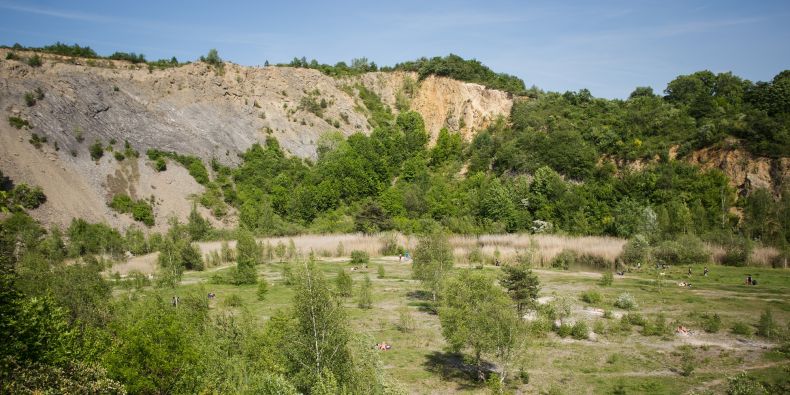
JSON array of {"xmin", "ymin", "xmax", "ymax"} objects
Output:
[{"xmin": 0, "ymin": 2, "xmax": 115, "ymax": 23}]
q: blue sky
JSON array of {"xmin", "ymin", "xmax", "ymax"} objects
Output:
[{"xmin": 1, "ymin": 0, "xmax": 788, "ymax": 98}]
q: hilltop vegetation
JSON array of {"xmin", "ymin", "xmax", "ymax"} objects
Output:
[{"xmin": 196, "ymin": 70, "xmax": 790, "ymax": 258}]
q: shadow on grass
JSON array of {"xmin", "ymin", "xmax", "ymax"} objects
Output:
[
  {"xmin": 406, "ymin": 290, "xmax": 438, "ymax": 314},
  {"xmin": 422, "ymin": 351, "xmax": 492, "ymax": 390}
]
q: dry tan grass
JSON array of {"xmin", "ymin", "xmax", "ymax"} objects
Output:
[
  {"xmin": 218, "ymin": 233, "xmax": 630, "ymax": 266},
  {"xmin": 449, "ymin": 234, "xmax": 626, "ymax": 266},
  {"xmin": 751, "ymin": 246, "xmax": 780, "ymax": 267}
]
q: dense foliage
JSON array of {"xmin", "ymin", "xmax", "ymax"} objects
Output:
[{"xmin": 391, "ymin": 54, "xmax": 526, "ymax": 95}]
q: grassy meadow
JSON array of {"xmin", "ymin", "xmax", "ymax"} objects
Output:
[{"xmin": 111, "ymin": 234, "xmax": 790, "ymax": 394}]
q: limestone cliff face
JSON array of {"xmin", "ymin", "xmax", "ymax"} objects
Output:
[
  {"xmin": 0, "ymin": 49, "xmax": 513, "ymax": 228},
  {"xmin": 356, "ymin": 72, "xmax": 513, "ymax": 142},
  {"xmin": 687, "ymin": 147, "xmax": 790, "ymax": 196}
]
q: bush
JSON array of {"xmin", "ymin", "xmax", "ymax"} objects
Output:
[
  {"xmin": 10, "ymin": 184, "xmax": 47, "ymax": 209},
  {"xmin": 8, "ymin": 116, "xmax": 30, "ymax": 129},
  {"xmin": 679, "ymin": 346, "xmax": 695, "ymax": 377},
  {"xmin": 131, "ymin": 201, "xmax": 155, "ymax": 227},
  {"xmin": 599, "ymin": 271, "xmax": 613, "ymax": 286},
  {"xmin": 377, "ymin": 264, "xmax": 385, "ymax": 279},
  {"xmin": 154, "ymin": 157, "xmax": 167, "ymax": 171},
  {"xmin": 643, "ymin": 313, "xmax": 670, "ymax": 336},
  {"xmin": 701, "ymin": 313, "xmax": 722, "ymax": 333},
  {"xmin": 620, "ymin": 235, "xmax": 650, "ymax": 266},
  {"xmin": 380, "ymin": 232, "xmax": 404, "ymax": 255},
  {"xmin": 397, "ymin": 306, "xmax": 415, "ymax": 332},
  {"xmin": 593, "ymin": 320, "xmax": 607, "ymax": 335},
  {"xmin": 202, "ymin": 49, "xmax": 222, "ymax": 65},
  {"xmin": 580, "ymin": 290, "xmax": 602, "ymax": 304},
  {"xmin": 571, "ymin": 321, "xmax": 589, "ymax": 340},
  {"xmin": 109, "ymin": 194, "xmax": 134, "ymax": 213},
  {"xmin": 24, "ymin": 92, "xmax": 37, "ymax": 106},
  {"xmin": 756, "ymin": 309, "xmax": 778, "ymax": 338},
  {"xmin": 622, "ymin": 312, "xmax": 646, "ymax": 326},
  {"xmin": 27, "ymin": 54, "xmax": 42, "ymax": 67},
  {"xmin": 335, "ymin": 269, "xmax": 353, "ymax": 297},
  {"xmin": 223, "ymin": 294, "xmax": 243, "ymax": 307},
  {"xmin": 731, "ymin": 321, "xmax": 752, "ymax": 336},
  {"xmin": 551, "ymin": 249, "xmax": 577, "ymax": 270},
  {"xmin": 556, "ymin": 322, "xmax": 572, "ymax": 338},
  {"xmin": 614, "ymin": 293, "xmax": 638, "ymax": 310},
  {"xmin": 89, "ymin": 140, "xmax": 104, "ymax": 160},
  {"xmin": 350, "ymin": 250, "xmax": 369, "ymax": 265},
  {"xmin": 722, "ymin": 237, "xmax": 753, "ymax": 267},
  {"xmin": 257, "ymin": 280, "xmax": 269, "ymax": 300},
  {"xmin": 654, "ymin": 235, "xmax": 710, "ymax": 265},
  {"xmin": 726, "ymin": 372, "xmax": 767, "ymax": 395},
  {"xmin": 114, "ymin": 151, "xmax": 125, "ymax": 161}
]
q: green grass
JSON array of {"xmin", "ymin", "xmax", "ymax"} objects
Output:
[{"xmin": 118, "ymin": 258, "xmax": 790, "ymax": 394}]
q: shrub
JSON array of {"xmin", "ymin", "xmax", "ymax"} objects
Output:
[
  {"xmin": 701, "ymin": 313, "xmax": 722, "ymax": 333},
  {"xmin": 551, "ymin": 249, "xmax": 577, "ymax": 270},
  {"xmin": 620, "ymin": 235, "xmax": 650, "ymax": 266},
  {"xmin": 397, "ymin": 306, "xmax": 415, "ymax": 332},
  {"xmin": 202, "ymin": 49, "xmax": 222, "ymax": 65},
  {"xmin": 622, "ymin": 312, "xmax": 646, "ymax": 326},
  {"xmin": 180, "ymin": 243, "xmax": 203, "ymax": 270},
  {"xmin": 377, "ymin": 264, "xmax": 385, "ymax": 279},
  {"xmin": 726, "ymin": 372, "xmax": 767, "ymax": 395},
  {"xmin": 731, "ymin": 321, "xmax": 752, "ymax": 336},
  {"xmin": 643, "ymin": 313, "xmax": 670, "ymax": 336},
  {"xmin": 114, "ymin": 151, "xmax": 125, "ymax": 161},
  {"xmin": 722, "ymin": 237, "xmax": 752, "ymax": 267},
  {"xmin": 603, "ymin": 309, "xmax": 613, "ymax": 319},
  {"xmin": 380, "ymin": 232, "xmax": 404, "ymax": 255},
  {"xmin": 614, "ymin": 293, "xmax": 638, "ymax": 310},
  {"xmin": 654, "ymin": 235, "xmax": 710, "ymax": 265},
  {"xmin": 154, "ymin": 157, "xmax": 167, "ymax": 171},
  {"xmin": 109, "ymin": 194, "xmax": 134, "ymax": 213},
  {"xmin": 335, "ymin": 269, "xmax": 353, "ymax": 297},
  {"xmin": 556, "ymin": 322, "xmax": 572, "ymax": 337},
  {"xmin": 131, "ymin": 201, "xmax": 155, "ymax": 227},
  {"xmin": 350, "ymin": 250, "xmax": 369, "ymax": 265},
  {"xmin": 593, "ymin": 320, "xmax": 607, "ymax": 335},
  {"xmin": 89, "ymin": 140, "xmax": 104, "ymax": 160},
  {"xmin": 756, "ymin": 309, "xmax": 778, "ymax": 338},
  {"xmin": 599, "ymin": 271, "xmax": 613, "ymax": 286},
  {"xmin": 257, "ymin": 280, "xmax": 269, "ymax": 300},
  {"xmin": 679, "ymin": 346, "xmax": 695, "ymax": 377},
  {"xmin": 223, "ymin": 294, "xmax": 243, "ymax": 307},
  {"xmin": 6, "ymin": 51, "xmax": 18, "ymax": 60},
  {"xmin": 357, "ymin": 275, "xmax": 373, "ymax": 309},
  {"xmin": 10, "ymin": 184, "xmax": 47, "ymax": 209},
  {"xmin": 8, "ymin": 116, "xmax": 30, "ymax": 129},
  {"xmin": 28, "ymin": 133, "xmax": 43, "ymax": 149},
  {"xmin": 27, "ymin": 54, "xmax": 42, "ymax": 67},
  {"xmin": 24, "ymin": 92, "xmax": 37, "ymax": 106},
  {"xmin": 571, "ymin": 321, "xmax": 589, "ymax": 340},
  {"xmin": 580, "ymin": 290, "xmax": 602, "ymax": 304}
]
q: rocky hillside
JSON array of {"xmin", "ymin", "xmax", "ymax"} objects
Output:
[{"xmin": 0, "ymin": 49, "xmax": 512, "ymax": 229}]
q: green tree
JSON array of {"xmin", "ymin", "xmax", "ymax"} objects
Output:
[
  {"xmin": 500, "ymin": 263, "xmax": 540, "ymax": 315},
  {"xmin": 187, "ymin": 203, "xmax": 212, "ymax": 241},
  {"xmin": 440, "ymin": 270, "xmax": 523, "ymax": 383},
  {"xmin": 357, "ymin": 275, "xmax": 372, "ymax": 309},
  {"xmin": 234, "ymin": 228, "xmax": 259, "ymax": 284},
  {"xmin": 412, "ymin": 231, "xmax": 454, "ymax": 301},
  {"xmin": 286, "ymin": 261, "xmax": 353, "ymax": 392},
  {"xmin": 335, "ymin": 269, "xmax": 353, "ymax": 297}
]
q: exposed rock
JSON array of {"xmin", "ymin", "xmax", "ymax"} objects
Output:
[{"xmin": 0, "ymin": 49, "xmax": 513, "ymax": 229}]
